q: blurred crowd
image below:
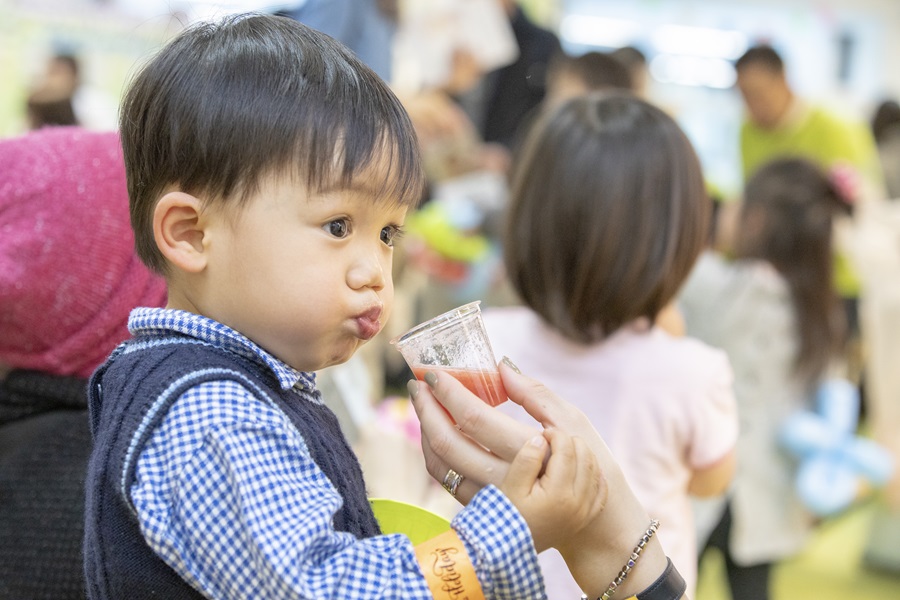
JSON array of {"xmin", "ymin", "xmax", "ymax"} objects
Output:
[{"xmin": 3, "ymin": 1, "xmax": 900, "ymax": 599}]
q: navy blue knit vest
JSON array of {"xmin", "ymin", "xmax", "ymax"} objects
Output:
[{"xmin": 83, "ymin": 337, "xmax": 380, "ymax": 599}]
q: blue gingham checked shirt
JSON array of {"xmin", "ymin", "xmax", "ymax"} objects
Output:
[{"xmin": 126, "ymin": 308, "xmax": 546, "ymax": 599}]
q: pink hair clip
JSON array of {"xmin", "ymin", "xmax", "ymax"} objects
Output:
[{"xmin": 828, "ymin": 162, "xmax": 860, "ymax": 205}]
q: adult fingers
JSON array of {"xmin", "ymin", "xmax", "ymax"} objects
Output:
[
  {"xmin": 411, "ymin": 379, "xmax": 511, "ymax": 489},
  {"xmin": 418, "ymin": 426, "xmax": 502, "ymax": 505},
  {"xmin": 421, "ymin": 369, "xmax": 541, "ymax": 462},
  {"xmin": 500, "ymin": 359, "xmax": 613, "ymax": 464}
]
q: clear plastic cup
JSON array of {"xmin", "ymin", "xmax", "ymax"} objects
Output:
[{"xmin": 390, "ymin": 301, "xmax": 507, "ymax": 406}]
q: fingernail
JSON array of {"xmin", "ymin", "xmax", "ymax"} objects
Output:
[
  {"xmin": 530, "ymin": 435, "xmax": 545, "ymax": 447},
  {"xmin": 424, "ymin": 371, "xmax": 438, "ymax": 388},
  {"xmin": 407, "ymin": 379, "xmax": 419, "ymax": 401},
  {"xmin": 502, "ymin": 356, "xmax": 521, "ymax": 374}
]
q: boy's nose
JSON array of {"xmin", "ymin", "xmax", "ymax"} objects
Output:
[{"xmin": 347, "ymin": 251, "xmax": 386, "ymax": 291}]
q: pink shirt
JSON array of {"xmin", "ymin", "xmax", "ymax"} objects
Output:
[{"xmin": 483, "ymin": 307, "xmax": 738, "ymax": 599}]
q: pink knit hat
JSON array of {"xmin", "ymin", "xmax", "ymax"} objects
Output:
[{"xmin": 0, "ymin": 126, "xmax": 167, "ymax": 378}]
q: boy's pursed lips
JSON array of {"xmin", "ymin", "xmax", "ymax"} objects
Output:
[{"xmin": 354, "ymin": 305, "xmax": 383, "ymax": 340}]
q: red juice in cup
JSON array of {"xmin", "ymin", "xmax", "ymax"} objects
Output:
[
  {"xmin": 411, "ymin": 365, "xmax": 508, "ymax": 407},
  {"xmin": 392, "ymin": 301, "xmax": 507, "ymax": 408}
]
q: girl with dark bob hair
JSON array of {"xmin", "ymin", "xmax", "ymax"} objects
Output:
[{"xmin": 484, "ymin": 92, "xmax": 739, "ymax": 599}]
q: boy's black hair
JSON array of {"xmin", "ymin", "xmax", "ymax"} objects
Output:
[{"xmin": 120, "ymin": 13, "xmax": 425, "ymax": 274}]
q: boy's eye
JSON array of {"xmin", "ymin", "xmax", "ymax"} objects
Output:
[
  {"xmin": 326, "ymin": 219, "xmax": 350, "ymax": 238},
  {"xmin": 381, "ymin": 225, "xmax": 403, "ymax": 247}
]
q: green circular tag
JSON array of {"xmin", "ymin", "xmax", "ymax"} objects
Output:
[{"xmin": 369, "ymin": 498, "xmax": 452, "ymax": 546}]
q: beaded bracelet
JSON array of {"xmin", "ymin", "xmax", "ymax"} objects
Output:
[{"xmin": 581, "ymin": 519, "xmax": 661, "ymax": 600}]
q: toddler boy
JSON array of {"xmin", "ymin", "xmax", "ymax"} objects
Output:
[{"xmin": 84, "ymin": 14, "xmax": 604, "ymax": 599}]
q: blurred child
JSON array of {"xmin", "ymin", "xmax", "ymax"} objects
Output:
[
  {"xmin": 611, "ymin": 46, "xmax": 650, "ymax": 98},
  {"xmin": 0, "ymin": 126, "xmax": 167, "ymax": 599},
  {"xmin": 542, "ymin": 53, "xmax": 690, "ymax": 338},
  {"xmin": 502, "ymin": 49, "xmax": 633, "ymax": 162},
  {"xmin": 83, "ymin": 14, "xmax": 620, "ymax": 600},
  {"xmin": 680, "ymin": 157, "xmax": 851, "ymax": 600},
  {"xmin": 483, "ymin": 93, "xmax": 738, "ymax": 599},
  {"xmin": 543, "ymin": 51, "xmax": 633, "ymax": 110}
]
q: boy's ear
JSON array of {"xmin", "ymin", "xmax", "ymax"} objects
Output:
[{"xmin": 153, "ymin": 191, "xmax": 208, "ymax": 273}]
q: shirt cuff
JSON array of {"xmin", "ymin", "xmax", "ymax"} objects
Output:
[{"xmin": 452, "ymin": 484, "xmax": 546, "ymax": 600}]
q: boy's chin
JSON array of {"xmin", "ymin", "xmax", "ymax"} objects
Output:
[{"xmin": 310, "ymin": 340, "xmax": 368, "ymax": 372}]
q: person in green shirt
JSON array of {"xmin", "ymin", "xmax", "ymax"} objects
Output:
[
  {"xmin": 735, "ymin": 44, "xmax": 883, "ymax": 191},
  {"xmin": 734, "ymin": 44, "xmax": 885, "ymax": 302}
]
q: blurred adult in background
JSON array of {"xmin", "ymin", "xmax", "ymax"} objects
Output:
[
  {"xmin": 25, "ymin": 89, "xmax": 78, "ymax": 130},
  {"xmin": 40, "ymin": 50, "xmax": 118, "ymax": 131},
  {"xmin": 28, "ymin": 52, "xmax": 119, "ymax": 131},
  {"xmin": 373, "ymin": 0, "xmax": 522, "ymax": 182},
  {"xmin": 477, "ymin": 0, "xmax": 562, "ymax": 150},
  {"xmin": 276, "ymin": 0, "xmax": 397, "ymax": 82},
  {"xmin": 871, "ymin": 99, "xmax": 900, "ymax": 200},
  {"xmin": 40, "ymin": 53, "xmax": 79, "ymax": 98},
  {"xmin": 735, "ymin": 44, "xmax": 883, "ymax": 194},
  {"xmin": 25, "ymin": 53, "xmax": 80, "ymax": 129},
  {"xmin": 0, "ymin": 127, "xmax": 167, "ymax": 599}
]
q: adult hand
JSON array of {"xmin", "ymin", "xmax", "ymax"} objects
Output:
[
  {"xmin": 408, "ymin": 361, "xmax": 539, "ymax": 504},
  {"xmin": 496, "ymin": 428, "xmax": 606, "ymax": 554},
  {"xmin": 410, "ymin": 359, "xmax": 671, "ymax": 598},
  {"xmin": 411, "ymin": 358, "xmax": 619, "ymax": 503}
]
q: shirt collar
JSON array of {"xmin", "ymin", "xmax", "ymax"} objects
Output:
[{"xmin": 127, "ymin": 307, "xmax": 316, "ymax": 393}]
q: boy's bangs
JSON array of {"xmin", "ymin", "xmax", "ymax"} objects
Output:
[
  {"xmin": 300, "ymin": 120, "xmax": 426, "ymax": 208},
  {"xmin": 228, "ymin": 88, "xmax": 425, "ymax": 210}
]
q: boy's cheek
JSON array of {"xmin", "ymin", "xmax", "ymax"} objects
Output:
[{"xmin": 381, "ymin": 279, "xmax": 395, "ymax": 321}]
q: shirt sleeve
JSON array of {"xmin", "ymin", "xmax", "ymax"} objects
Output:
[
  {"xmin": 686, "ymin": 348, "xmax": 739, "ymax": 470},
  {"xmin": 130, "ymin": 380, "xmax": 546, "ymax": 599},
  {"xmin": 453, "ymin": 486, "xmax": 546, "ymax": 599}
]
